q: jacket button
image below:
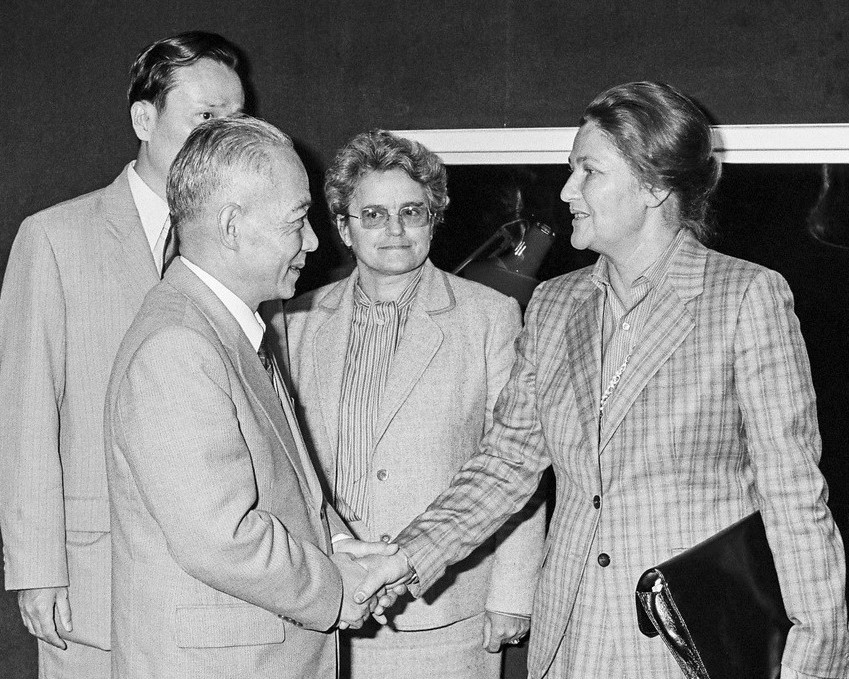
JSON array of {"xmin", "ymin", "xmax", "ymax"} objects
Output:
[
  {"xmin": 380, "ymin": 534, "xmax": 391, "ymax": 543},
  {"xmin": 597, "ymin": 553, "xmax": 610, "ymax": 567},
  {"xmin": 376, "ymin": 469, "xmax": 388, "ymax": 481},
  {"xmin": 592, "ymin": 495, "xmax": 601, "ymax": 509}
]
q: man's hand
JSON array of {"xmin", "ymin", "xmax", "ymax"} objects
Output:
[
  {"xmin": 352, "ymin": 550, "xmax": 415, "ymax": 611},
  {"xmin": 330, "ymin": 552, "xmax": 378, "ymax": 630},
  {"xmin": 482, "ymin": 610, "xmax": 530, "ymax": 652},
  {"xmin": 333, "ymin": 537, "xmax": 399, "ymax": 559},
  {"xmin": 333, "ymin": 538, "xmax": 404, "ymax": 623},
  {"xmin": 18, "ymin": 586, "xmax": 72, "ymax": 649}
]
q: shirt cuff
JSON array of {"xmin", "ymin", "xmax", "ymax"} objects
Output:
[{"xmin": 485, "ymin": 609, "xmax": 531, "ymax": 621}]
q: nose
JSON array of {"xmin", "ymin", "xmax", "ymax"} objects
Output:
[
  {"xmin": 302, "ymin": 219, "xmax": 318, "ymax": 252},
  {"xmin": 384, "ymin": 213, "xmax": 405, "ymax": 236},
  {"xmin": 560, "ymin": 171, "xmax": 579, "ymax": 203}
]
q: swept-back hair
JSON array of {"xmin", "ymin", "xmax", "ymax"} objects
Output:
[
  {"xmin": 128, "ymin": 31, "xmax": 241, "ymax": 111},
  {"xmin": 167, "ymin": 116, "xmax": 293, "ymax": 230},
  {"xmin": 581, "ymin": 81, "xmax": 721, "ymax": 242}
]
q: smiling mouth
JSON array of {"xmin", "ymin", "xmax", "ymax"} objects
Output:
[{"xmin": 571, "ymin": 210, "xmax": 589, "ymax": 221}]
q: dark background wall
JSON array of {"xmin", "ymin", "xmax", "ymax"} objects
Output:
[{"xmin": 1, "ymin": 1, "xmax": 847, "ymax": 676}]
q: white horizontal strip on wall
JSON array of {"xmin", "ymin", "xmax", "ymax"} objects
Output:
[{"xmin": 392, "ymin": 124, "xmax": 849, "ymax": 164}]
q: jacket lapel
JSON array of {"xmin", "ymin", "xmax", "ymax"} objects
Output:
[
  {"xmin": 598, "ymin": 235, "xmax": 706, "ymax": 452},
  {"xmin": 166, "ymin": 261, "xmax": 319, "ymax": 504},
  {"xmin": 312, "ymin": 277, "xmax": 355, "ymax": 463},
  {"xmin": 372, "ymin": 262, "xmax": 447, "ymax": 449},
  {"xmin": 563, "ymin": 284, "xmax": 604, "ymax": 453},
  {"xmin": 101, "ymin": 166, "xmax": 159, "ymax": 308}
]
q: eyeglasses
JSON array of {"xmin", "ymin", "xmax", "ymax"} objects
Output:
[{"xmin": 346, "ymin": 205, "xmax": 432, "ymax": 230}]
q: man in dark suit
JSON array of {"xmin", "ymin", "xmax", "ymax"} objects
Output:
[{"xmin": 0, "ymin": 32, "xmax": 245, "ymax": 677}]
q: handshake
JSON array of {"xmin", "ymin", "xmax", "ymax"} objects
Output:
[{"xmin": 330, "ymin": 538, "xmax": 416, "ymax": 629}]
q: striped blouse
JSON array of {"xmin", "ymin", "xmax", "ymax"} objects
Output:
[{"xmin": 335, "ymin": 269, "xmax": 424, "ymax": 523}]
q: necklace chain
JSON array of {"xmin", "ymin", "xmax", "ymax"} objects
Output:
[{"xmin": 599, "ymin": 349, "xmax": 633, "ymax": 415}]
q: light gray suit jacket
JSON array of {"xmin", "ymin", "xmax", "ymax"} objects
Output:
[
  {"xmin": 286, "ymin": 260, "xmax": 545, "ymax": 630},
  {"xmin": 104, "ymin": 259, "xmax": 349, "ymax": 678},
  {"xmin": 0, "ymin": 166, "xmax": 157, "ymax": 651},
  {"xmin": 397, "ymin": 235, "xmax": 849, "ymax": 678}
]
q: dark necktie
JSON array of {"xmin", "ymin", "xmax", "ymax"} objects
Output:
[
  {"xmin": 161, "ymin": 222, "xmax": 178, "ymax": 277},
  {"xmin": 257, "ymin": 337, "xmax": 275, "ymax": 384}
]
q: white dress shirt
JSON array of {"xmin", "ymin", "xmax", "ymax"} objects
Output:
[
  {"xmin": 180, "ymin": 256, "xmax": 265, "ymax": 349},
  {"xmin": 126, "ymin": 162, "xmax": 170, "ymax": 254}
]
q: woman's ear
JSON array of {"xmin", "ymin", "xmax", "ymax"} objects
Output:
[
  {"xmin": 337, "ymin": 215, "xmax": 352, "ymax": 247},
  {"xmin": 644, "ymin": 184, "xmax": 672, "ymax": 209}
]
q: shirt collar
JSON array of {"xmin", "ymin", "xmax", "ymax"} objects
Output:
[
  {"xmin": 590, "ymin": 229, "xmax": 686, "ymax": 291},
  {"xmin": 180, "ymin": 256, "xmax": 266, "ymax": 351},
  {"xmin": 127, "ymin": 161, "xmax": 170, "ymax": 250},
  {"xmin": 353, "ymin": 266, "xmax": 424, "ymax": 310}
]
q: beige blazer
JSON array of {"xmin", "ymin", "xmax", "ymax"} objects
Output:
[
  {"xmin": 285, "ymin": 260, "xmax": 545, "ymax": 630},
  {"xmin": 104, "ymin": 258, "xmax": 348, "ymax": 679},
  {"xmin": 0, "ymin": 167, "xmax": 158, "ymax": 650},
  {"xmin": 397, "ymin": 234, "xmax": 849, "ymax": 678}
]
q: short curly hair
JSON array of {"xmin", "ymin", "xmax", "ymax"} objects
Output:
[{"xmin": 324, "ymin": 130, "xmax": 449, "ymax": 225}]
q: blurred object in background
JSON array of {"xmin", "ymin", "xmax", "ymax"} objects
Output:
[
  {"xmin": 458, "ymin": 218, "xmax": 556, "ymax": 309},
  {"xmin": 807, "ymin": 164, "xmax": 849, "ymax": 250},
  {"xmin": 448, "ymin": 176, "xmax": 559, "ymax": 309}
]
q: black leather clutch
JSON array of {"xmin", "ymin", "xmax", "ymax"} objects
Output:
[{"xmin": 635, "ymin": 511, "xmax": 792, "ymax": 679}]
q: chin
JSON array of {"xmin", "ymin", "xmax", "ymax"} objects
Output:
[{"xmin": 570, "ymin": 234, "xmax": 590, "ymax": 251}]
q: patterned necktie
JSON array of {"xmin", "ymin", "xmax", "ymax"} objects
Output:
[{"xmin": 257, "ymin": 337, "xmax": 275, "ymax": 384}]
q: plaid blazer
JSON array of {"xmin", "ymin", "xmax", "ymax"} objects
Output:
[{"xmin": 397, "ymin": 233, "xmax": 849, "ymax": 678}]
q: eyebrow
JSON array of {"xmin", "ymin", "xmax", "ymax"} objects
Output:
[{"xmin": 362, "ymin": 200, "xmax": 426, "ymax": 208}]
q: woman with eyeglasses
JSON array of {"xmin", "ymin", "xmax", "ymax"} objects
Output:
[{"xmin": 285, "ymin": 129, "xmax": 545, "ymax": 679}]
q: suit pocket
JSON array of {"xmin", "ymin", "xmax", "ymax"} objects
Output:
[
  {"xmin": 175, "ymin": 604, "xmax": 286, "ymax": 648},
  {"xmin": 60, "ymin": 530, "xmax": 111, "ymax": 650}
]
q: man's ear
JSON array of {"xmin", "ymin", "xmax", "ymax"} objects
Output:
[
  {"xmin": 336, "ymin": 215, "xmax": 352, "ymax": 247},
  {"xmin": 218, "ymin": 203, "xmax": 242, "ymax": 251},
  {"xmin": 130, "ymin": 100, "xmax": 157, "ymax": 143}
]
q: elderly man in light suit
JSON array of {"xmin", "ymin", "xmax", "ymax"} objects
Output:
[
  {"xmin": 104, "ymin": 116, "xmax": 398, "ymax": 679},
  {"xmin": 285, "ymin": 130, "xmax": 545, "ymax": 679},
  {"xmin": 0, "ymin": 32, "xmax": 244, "ymax": 677}
]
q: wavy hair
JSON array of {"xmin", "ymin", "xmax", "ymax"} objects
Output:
[{"xmin": 325, "ymin": 129, "xmax": 449, "ymax": 225}]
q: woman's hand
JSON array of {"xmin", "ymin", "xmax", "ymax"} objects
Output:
[{"xmin": 482, "ymin": 610, "xmax": 530, "ymax": 652}]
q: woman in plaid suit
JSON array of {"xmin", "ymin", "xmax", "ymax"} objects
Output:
[{"xmin": 383, "ymin": 82, "xmax": 849, "ymax": 678}]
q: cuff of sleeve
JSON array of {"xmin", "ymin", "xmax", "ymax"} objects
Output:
[{"xmin": 485, "ymin": 609, "xmax": 531, "ymax": 621}]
